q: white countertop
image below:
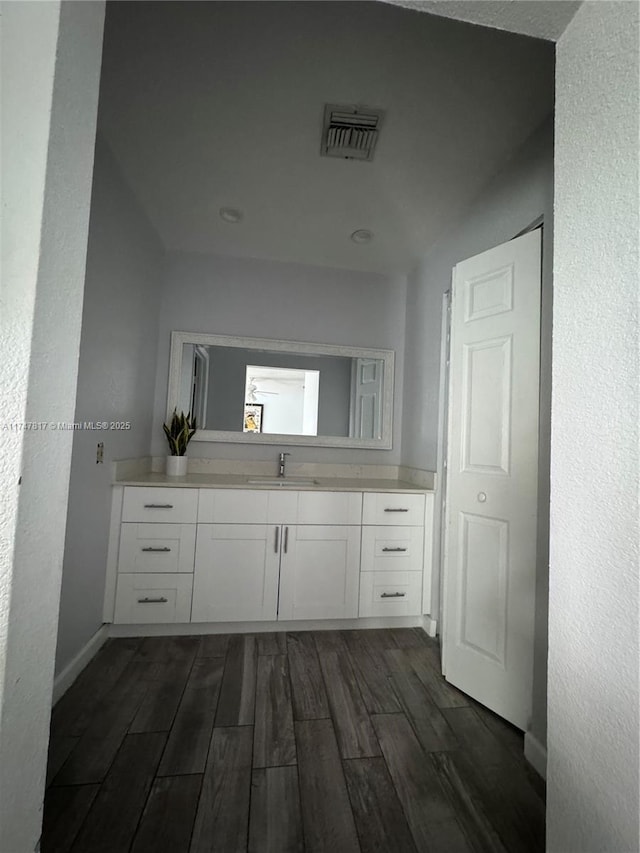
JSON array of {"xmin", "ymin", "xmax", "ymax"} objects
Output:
[{"xmin": 114, "ymin": 471, "xmax": 432, "ymax": 493}]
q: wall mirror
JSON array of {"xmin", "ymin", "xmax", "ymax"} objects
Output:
[{"xmin": 167, "ymin": 331, "xmax": 395, "ymax": 449}]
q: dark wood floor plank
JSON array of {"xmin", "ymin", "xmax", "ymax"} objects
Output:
[
  {"xmin": 343, "ymin": 757, "xmax": 418, "ymax": 853},
  {"xmin": 53, "ymin": 661, "xmax": 152, "ymax": 784},
  {"xmin": 50, "ymin": 638, "xmax": 142, "ymax": 738},
  {"xmin": 41, "ymin": 784, "xmax": 99, "ymax": 853},
  {"xmin": 134, "ymin": 635, "xmax": 200, "ymax": 663},
  {"xmin": 198, "ymin": 633, "xmax": 230, "ymax": 658},
  {"xmin": 319, "ymin": 651, "xmax": 380, "ymax": 759},
  {"xmin": 371, "ymin": 713, "xmax": 473, "ymax": 852},
  {"xmin": 158, "ymin": 657, "xmax": 224, "ymax": 776},
  {"xmin": 130, "ymin": 657, "xmax": 194, "ymax": 733},
  {"xmin": 295, "ymin": 719, "xmax": 360, "ymax": 853},
  {"xmin": 254, "ymin": 654, "xmax": 296, "ymax": 768},
  {"xmin": 249, "ymin": 767, "xmax": 304, "ymax": 853},
  {"xmin": 442, "ymin": 708, "xmax": 546, "ymax": 853},
  {"xmin": 469, "ymin": 700, "xmax": 526, "ymax": 762},
  {"xmin": 287, "ymin": 632, "xmax": 330, "ymax": 721},
  {"xmin": 43, "ymin": 629, "xmax": 546, "ymax": 853},
  {"xmin": 443, "ymin": 707, "xmax": 517, "ymax": 769},
  {"xmin": 131, "ymin": 774, "xmax": 202, "ymax": 853},
  {"xmin": 388, "ymin": 627, "xmax": 430, "ymax": 649},
  {"xmin": 215, "ymin": 634, "xmax": 257, "ymax": 726},
  {"xmin": 389, "ymin": 668, "xmax": 459, "ymax": 752},
  {"xmin": 46, "ymin": 736, "xmax": 79, "ymax": 787},
  {"xmin": 429, "ymin": 751, "xmax": 509, "ymax": 853},
  {"xmin": 256, "ymin": 631, "xmax": 287, "ymax": 655},
  {"xmin": 347, "ymin": 647, "xmax": 401, "ymax": 714},
  {"xmin": 342, "ymin": 628, "xmax": 400, "ymax": 655},
  {"xmin": 190, "ymin": 726, "xmax": 253, "ymax": 853},
  {"xmin": 71, "ymin": 732, "xmax": 166, "ymax": 853},
  {"xmin": 312, "ymin": 629, "xmax": 348, "ymax": 654},
  {"xmin": 404, "ymin": 647, "xmax": 470, "ymax": 708}
]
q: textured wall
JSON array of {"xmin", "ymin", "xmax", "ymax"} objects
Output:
[
  {"xmin": 548, "ymin": 3, "xmax": 639, "ymax": 852},
  {"xmin": 55, "ymin": 138, "xmax": 163, "ymax": 675},
  {"xmin": 0, "ymin": 4, "xmax": 105, "ymax": 850},
  {"xmin": 152, "ymin": 252, "xmax": 407, "ymax": 465}
]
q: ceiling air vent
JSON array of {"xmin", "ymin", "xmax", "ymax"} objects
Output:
[{"xmin": 321, "ymin": 104, "xmax": 384, "ymax": 162}]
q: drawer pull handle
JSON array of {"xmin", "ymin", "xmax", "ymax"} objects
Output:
[
  {"xmin": 384, "ymin": 508, "xmax": 409, "ymax": 513},
  {"xmin": 143, "ymin": 503, "xmax": 174, "ymax": 509},
  {"xmin": 141, "ymin": 547, "xmax": 171, "ymax": 553},
  {"xmin": 274, "ymin": 526, "xmax": 280, "ymax": 553},
  {"xmin": 137, "ymin": 596, "xmax": 169, "ymax": 604},
  {"xmin": 382, "ymin": 547, "xmax": 408, "ymax": 552},
  {"xmin": 284, "ymin": 526, "xmax": 289, "ymax": 554},
  {"xmin": 381, "ymin": 592, "xmax": 406, "ymax": 598}
]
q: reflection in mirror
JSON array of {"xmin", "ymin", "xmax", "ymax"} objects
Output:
[
  {"xmin": 245, "ymin": 365, "xmax": 320, "ymax": 436},
  {"xmin": 168, "ymin": 332, "xmax": 394, "ymax": 449}
]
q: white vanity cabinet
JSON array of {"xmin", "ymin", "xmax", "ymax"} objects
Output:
[
  {"xmin": 359, "ymin": 492, "xmax": 428, "ymax": 617},
  {"xmin": 192, "ymin": 489, "xmax": 362, "ymax": 622},
  {"xmin": 107, "ymin": 483, "xmax": 432, "ymax": 628},
  {"xmin": 113, "ymin": 487, "xmax": 197, "ymax": 624}
]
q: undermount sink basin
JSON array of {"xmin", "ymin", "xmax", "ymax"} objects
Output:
[{"xmin": 246, "ymin": 477, "xmax": 318, "ymax": 487}]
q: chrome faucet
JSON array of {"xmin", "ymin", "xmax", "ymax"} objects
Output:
[{"xmin": 278, "ymin": 451, "xmax": 290, "ymax": 478}]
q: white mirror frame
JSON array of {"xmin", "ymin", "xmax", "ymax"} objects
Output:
[{"xmin": 167, "ymin": 331, "xmax": 395, "ymax": 449}]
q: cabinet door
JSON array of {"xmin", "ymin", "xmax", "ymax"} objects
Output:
[
  {"xmin": 193, "ymin": 524, "xmax": 280, "ymax": 622},
  {"xmin": 278, "ymin": 525, "xmax": 361, "ymax": 620}
]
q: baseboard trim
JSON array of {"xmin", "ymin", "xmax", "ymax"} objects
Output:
[
  {"xmin": 524, "ymin": 731, "xmax": 547, "ymax": 779},
  {"xmin": 107, "ymin": 615, "xmax": 423, "ymax": 638},
  {"xmin": 422, "ymin": 615, "xmax": 438, "ymax": 637},
  {"xmin": 52, "ymin": 625, "xmax": 109, "ymax": 705}
]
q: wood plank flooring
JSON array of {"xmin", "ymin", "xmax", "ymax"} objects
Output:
[{"xmin": 43, "ymin": 628, "xmax": 545, "ymax": 853}]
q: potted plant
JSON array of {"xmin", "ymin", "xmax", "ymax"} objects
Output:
[{"xmin": 163, "ymin": 409, "xmax": 196, "ymax": 476}]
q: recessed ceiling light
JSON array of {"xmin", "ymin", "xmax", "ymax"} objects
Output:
[
  {"xmin": 219, "ymin": 207, "xmax": 244, "ymax": 224},
  {"xmin": 350, "ymin": 229, "xmax": 374, "ymax": 244}
]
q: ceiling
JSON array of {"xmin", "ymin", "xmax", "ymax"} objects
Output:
[
  {"xmin": 97, "ymin": 1, "xmax": 558, "ymax": 275},
  {"xmin": 386, "ymin": 1, "xmax": 580, "ymax": 42}
]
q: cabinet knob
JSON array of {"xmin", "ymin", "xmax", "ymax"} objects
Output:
[{"xmin": 477, "ymin": 492, "xmax": 487, "ymax": 503}]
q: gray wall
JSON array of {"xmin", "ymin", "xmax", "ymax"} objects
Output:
[
  {"xmin": 402, "ymin": 117, "xmax": 554, "ymax": 751},
  {"xmin": 153, "ymin": 252, "xmax": 407, "ymax": 464},
  {"xmin": 548, "ymin": 4, "xmax": 639, "ymax": 851},
  {"xmin": 55, "ymin": 138, "xmax": 163, "ymax": 674},
  {"xmin": 205, "ymin": 347, "xmax": 351, "ymax": 436}
]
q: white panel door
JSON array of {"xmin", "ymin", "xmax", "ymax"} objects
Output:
[
  {"xmin": 192, "ymin": 524, "xmax": 280, "ymax": 621},
  {"xmin": 352, "ymin": 358, "xmax": 383, "ymax": 439},
  {"xmin": 443, "ymin": 229, "xmax": 541, "ymax": 730},
  {"xmin": 278, "ymin": 525, "xmax": 361, "ymax": 620}
]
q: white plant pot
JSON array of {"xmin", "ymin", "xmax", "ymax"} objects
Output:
[{"xmin": 166, "ymin": 455, "xmax": 188, "ymax": 477}]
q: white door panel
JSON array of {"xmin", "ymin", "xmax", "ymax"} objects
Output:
[{"xmin": 443, "ymin": 229, "xmax": 541, "ymax": 730}]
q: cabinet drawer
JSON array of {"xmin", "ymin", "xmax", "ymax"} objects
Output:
[
  {"xmin": 359, "ymin": 571, "xmax": 422, "ymax": 617},
  {"xmin": 114, "ymin": 573, "xmax": 193, "ymax": 624},
  {"xmin": 122, "ymin": 487, "xmax": 198, "ymax": 523},
  {"xmin": 360, "ymin": 526, "xmax": 424, "ymax": 572},
  {"xmin": 118, "ymin": 523, "xmax": 196, "ymax": 573},
  {"xmin": 362, "ymin": 492, "xmax": 426, "ymax": 526}
]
